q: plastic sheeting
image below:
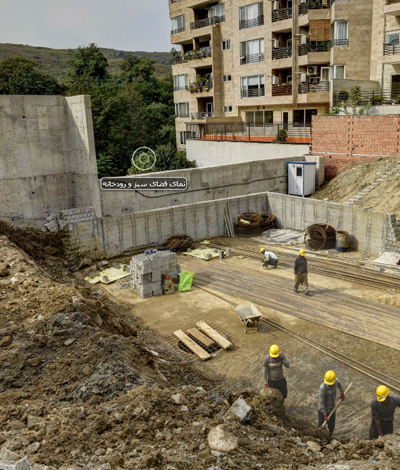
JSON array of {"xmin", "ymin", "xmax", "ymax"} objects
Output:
[{"xmin": 85, "ymin": 265, "xmax": 130, "ymax": 284}]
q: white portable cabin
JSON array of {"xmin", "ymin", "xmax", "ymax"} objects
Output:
[{"xmin": 287, "ymin": 161, "xmax": 316, "ymax": 196}]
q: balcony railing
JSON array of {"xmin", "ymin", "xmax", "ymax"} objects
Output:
[
  {"xmin": 331, "ymin": 39, "xmax": 348, "ymax": 47},
  {"xmin": 298, "ymin": 40, "xmax": 331, "ymax": 55},
  {"xmin": 190, "ymin": 15, "xmax": 225, "ymax": 30},
  {"xmin": 333, "ymin": 89, "xmax": 400, "ymax": 106},
  {"xmin": 272, "ymin": 8, "xmax": 292, "ymax": 22},
  {"xmin": 298, "ymin": 81, "xmax": 330, "ymax": 94},
  {"xmin": 272, "ymin": 84, "xmax": 293, "ymax": 96},
  {"xmin": 188, "ymin": 80, "xmax": 213, "ymax": 92},
  {"xmin": 173, "ymin": 47, "xmax": 212, "ymax": 64},
  {"xmin": 185, "ymin": 122, "xmax": 312, "ymax": 141},
  {"xmin": 240, "ymin": 53, "xmax": 265, "ymax": 64},
  {"xmin": 239, "ymin": 15, "xmax": 265, "ymax": 30},
  {"xmin": 272, "ymin": 47, "xmax": 292, "ymax": 60},
  {"xmin": 384, "ymin": 43, "xmax": 400, "ymax": 55},
  {"xmin": 191, "ymin": 112, "xmax": 214, "ymax": 120},
  {"xmin": 171, "ymin": 27, "xmax": 185, "ymax": 35},
  {"xmin": 298, "ymin": 0, "xmax": 333, "ymax": 15},
  {"xmin": 241, "ymin": 87, "xmax": 266, "ymax": 98}
]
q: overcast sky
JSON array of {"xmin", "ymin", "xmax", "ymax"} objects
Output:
[{"xmin": 0, "ymin": 0, "xmax": 172, "ymax": 52}]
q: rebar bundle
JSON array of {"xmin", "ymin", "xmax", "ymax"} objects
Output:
[
  {"xmin": 260, "ymin": 213, "xmax": 277, "ymax": 230},
  {"xmin": 305, "ymin": 224, "xmax": 336, "ymax": 251},
  {"xmin": 162, "ymin": 235, "xmax": 194, "ymax": 252}
]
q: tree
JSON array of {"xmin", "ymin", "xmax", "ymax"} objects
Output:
[
  {"xmin": 120, "ymin": 55, "xmax": 155, "ymax": 81},
  {"xmin": 0, "ymin": 57, "xmax": 65, "ymax": 95}
]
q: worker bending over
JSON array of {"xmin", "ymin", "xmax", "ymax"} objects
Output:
[
  {"xmin": 369, "ymin": 385, "xmax": 400, "ymax": 439},
  {"xmin": 294, "ymin": 249, "xmax": 310, "ymax": 296},
  {"xmin": 318, "ymin": 370, "xmax": 345, "ymax": 434},
  {"xmin": 263, "ymin": 344, "xmax": 289, "ymax": 399},
  {"xmin": 260, "ymin": 248, "xmax": 279, "ymax": 269}
]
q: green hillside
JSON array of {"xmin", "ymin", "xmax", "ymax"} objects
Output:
[{"xmin": 0, "ymin": 43, "xmax": 172, "ymax": 79}]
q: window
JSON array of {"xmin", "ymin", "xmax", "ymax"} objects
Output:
[
  {"xmin": 296, "ymin": 167, "xmax": 303, "ymax": 177},
  {"xmin": 223, "ymin": 74, "xmax": 232, "ymax": 82},
  {"xmin": 173, "ymin": 74, "xmax": 188, "ymax": 91},
  {"xmin": 240, "ymin": 38, "xmax": 265, "ymax": 64},
  {"xmin": 387, "ymin": 33, "xmax": 400, "ymax": 45},
  {"xmin": 211, "ymin": 3, "xmax": 225, "ymax": 19},
  {"xmin": 331, "ymin": 65, "xmax": 346, "ymax": 79},
  {"xmin": 175, "ymin": 102, "xmax": 189, "ymax": 118},
  {"xmin": 239, "ymin": 2, "xmax": 264, "ymax": 30},
  {"xmin": 222, "ymin": 39, "xmax": 231, "ymax": 50},
  {"xmin": 293, "ymin": 109, "xmax": 317, "ymax": 127},
  {"xmin": 331, "ymin": 21, "xmax": 348, "ymax": 46},
  {"xmin": 223, "ymin": 105, "xmax": 233, "ymax": 113},
  {"xmin": 171, "ymin": 15, "xmax": 185, "ymax": 34},
  {"xmin": 241, "ymin": 75, "xmax": 265, "ymax": 98},
  {"xmin": 245, "ymin": 110, "xmax": 273, "ymax": 127}
]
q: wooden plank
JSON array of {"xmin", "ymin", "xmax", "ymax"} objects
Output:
[
  {"xmin": 187, "ymin": 328, "xmax": 215, "ymax": 347},
  {"xmin": 196, "ymin": 321, "xmax": 232, "ymax": 350},
  {"xmin": 173, "ymin": 329, "xmax": 211, "ymax": 361}
]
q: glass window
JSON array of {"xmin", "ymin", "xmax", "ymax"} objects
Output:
[
  {"xmin": 173, "ymin": 74, "xmax": 188, "ymax": 91},
  {"xmin": 179, "ymin": 132, "xmax": 186, "ymax": 146},
  {"xmin": 240, "ymin": 38, "xmax": 264, "ymax": 63},
  {"xmin": 331, "ymin": 65, "xmax": 346, "ymax": 79},
  {"xmin": 222, "ymin": 39, "xmax": 231, "ymax": 50},
  {"xmin": 223, "ymin": 74, "xmax": 232, "ymax": 82},
  {"xmin": 245, "ymin": 110, "xmax": 273, "ymax": 126},
  {"xmin": 293, "ymin": 109, "xmax": 317, "ymax": 127},
  {"xmin": 239, "ymin": 2, "xmax": 264, "ymax": 29},
  {"xmin": 175, "ymin": 102, "xmax": 189, "ymax": 118},
  {"xmin": 223, "ymin": 105, "xmax": 233, "ymax": 113},
  {"xmin": 211, "ymin": 3, "xmax": 225, "ymax": 18},
  {"xmin": 331, "ymin": 21, "xmax": 348, "ymax": 43},
  {"xmin": 387, "ymin": 33, "xmax": 400, "ymax": 45},
  {"xmin": 171, "ymin": 15, "xmax": 185, "ymax": 34}
]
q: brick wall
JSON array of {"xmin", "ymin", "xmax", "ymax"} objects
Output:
[{"xmin": 311, "ymin": 115, "xmax": 400, "ymax": 179}]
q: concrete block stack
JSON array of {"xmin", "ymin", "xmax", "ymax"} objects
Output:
[
  {"xmin": 44, "ymin": 214, "xmax": 59, "ymax": 232},
  {"xmin": 58, "ymin": 207, "xmax": 95, "ymax": 227},
  {"xmin": 130, "ymin": 251, "xmax": 180, "ymax": 299}
]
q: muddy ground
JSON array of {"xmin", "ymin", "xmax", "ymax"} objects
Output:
[{"xmin": 1, "ymin": 223, "xmax": 400, "ymax": 469}]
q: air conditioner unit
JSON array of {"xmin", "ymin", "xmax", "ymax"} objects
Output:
[
  {"xmin": 307, "ymin": 65, "xmax": 318, "ymax": 75},
  {"xmin": 300, "ymin": 34, "xmax": 307, "ymax": 45},
  {"xmin": 273, "ymin": 39, "xmax": 280, "ymax": 48},
  {"xmin": 273, "ymin": 1, "xmax": 280, "ymax": 10},
  {"xmin": 272, "ymin": 75, "xmax": 280, "ymax": 85},
  {"xmin": 300, "ymin": 73, "xmax": 307, "ymax": 82}
]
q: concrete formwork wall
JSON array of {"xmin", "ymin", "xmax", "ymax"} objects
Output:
[
  {"xmin": 0, "ymin": 95, "xmax": 101, "ymax": 228},
  {"xmin": 186, "ymin": 140, "xmax": 310, "ymax": 168},
  {"xmin": 100, "ymin": 157, "xmax": 304, "ymax": 217}
]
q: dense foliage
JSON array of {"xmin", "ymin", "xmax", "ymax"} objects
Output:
[{"xmin": 0, "ymin": 44, "xmax": 195, "ymax": 176}]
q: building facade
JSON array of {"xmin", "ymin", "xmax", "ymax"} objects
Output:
[{"xmin": 169, "ymin": 0, "xmax": 397, "ymax": 150}]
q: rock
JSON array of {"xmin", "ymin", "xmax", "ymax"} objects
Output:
[
  {"xmin": 82, "ymin": 365, "xmax": 90, "ymax": 376},
  {"xmin": 27, "ymin": 358, "xmax": 41, "ymax": 367},
  {"xmin": 208, "ymin": 425, "xmax": 239, "ymax": 453},
  {"xmin": 25, "ymin": 442, "xmax": 40, "ymax": 454},
  {"xmin": 267, "ymin": 424, "xmax": 281, "ymax": 435},
  {"xmin": 195, "ymin": 403, "xmax": 211, "ymax": 417},
  {"xmin": 0, "ymin": 336, "xmax": 12, "ymax": 347},
  {"xmin": 15, "ymin": 456, "xmax": 31, "ymax": 470},
  {"xmin": 210, "ymin": 450, "xmax": 224, "ymax": 458},
  {"xmin": 225, "ymin": 397, "xmax": 252, "ymax": 423},
  {"xmin": 171, "ymin": 393, "xmax": 188, "ymax": 405},
  {"xmin": 306, "ymin": 441, "xmax": 321, "ymax": 453},
  {"xmin": 95, "ymin": 448, "xmax": 106, "ymax": 456},
  {"xmin": 64, "ymin": 338, "xmax": 76, "ymax": 346},
  {"xmin": 0, "ymin": 448, "xmax": 20, "ymax": 462},
  {"xmin": 180, "ymin": 406, "xmax": 189, "ymax": 412},
  {"xmin": 199, "ymin": 443, "xmax": 206, "ymax": 451},
  {"xmin": 155, "ymin": 433, "xmax": 163, "ymax": 441},
  {"xmin": 207, "ymin": 467, "xmax": 222, "ymax": 470},
  {"xmin": 196, "ymin": 387, "xmax": 206, "ymax": 393}
]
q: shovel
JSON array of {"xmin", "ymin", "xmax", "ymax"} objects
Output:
[{"xmin": 319, "ymin": 382, "xmax": 353, "ymax": 429}]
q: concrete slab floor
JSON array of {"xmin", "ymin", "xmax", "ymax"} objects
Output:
[{"xmin": 99, "ymin": 251, "xmax": 400, "ymax": 441}]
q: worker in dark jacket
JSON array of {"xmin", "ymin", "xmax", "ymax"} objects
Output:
[
  {"xmin": 318, "ymin": 370, "xmax": 345, "ymax": 434},
  {"xmin": 369, "ymin": 385, "xmax": 400, "ymax": 439},
  {"xmin": 263, "ymin": 344, "xmax": 290, "ymax": 399},
  {"xmin": 294, "ymin": 249, "xmax": 310, "ymax": 296}
]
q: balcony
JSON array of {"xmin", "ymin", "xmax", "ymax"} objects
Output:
[
  {"xmin": 240, "ymin": 53, "xmax": 265, "ymax": 65},
  {"xmin": 272, "ymin": 47, "xmax": 292, "ymax": 60},
  {"xmin": 298, "ymin": 40, "xmax": 331, "ymax": 55},
  {"xmin": 188, "ymin": 79, "xmax": 213, "ymax": 93},
  {"xmin": 298, "ymin": 0, "xmax": 334, "ymax": 16},
  {"xmin": 239, "ymin": 15, "xmax": 265, "ymax": 30},
  {"xmin": 190, "ymin": 15, "xmax": 225, "ymax": 30},
  {"xmin": 272, "ymin": 8, "xmax": 292, "ymax": 22},
  {"xmin": 383, "ymin": 43, "xmax": 400, "ymax": 55},
  {"xmin": 191, "ymin": 112, "xmax": 214, "ymax": 120},
  {"xmin": 173, "ymin": 47, "xmax": 212, "ymax": 65},
  {"xmin": 171, "ymin": 26, "xmax": 185, "ymax": 35},
  {"xmin": 298, "ymin": 81, "xmax": 330, "ymax": 93},
  {"xmin": 332, "ymin": 89, "xmax": 400, "ymax": 106},
  {"xmin": 241, "ymin": 87, "xmax": 266, "ymax": 98},
  {"xmin": 272, "ymin": 83, "xmax": 292, "ymax": 96}
]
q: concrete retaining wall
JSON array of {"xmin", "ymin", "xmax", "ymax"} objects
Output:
[
  {"xmin": 186, "ymin": 140, "xmax": 310, "ymax": 167},
  {"xmin": 100, "ymin": 157, "xmax": 304, "ymax": 217}
]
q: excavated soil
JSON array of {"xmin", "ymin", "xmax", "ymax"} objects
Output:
[
  {"xmin": 312, "ymin": 157, "xmax": 400, "ymax": 215},
  {"xmin": 1, "ymin": 222, "xmax": 400, "ymax": 470}
]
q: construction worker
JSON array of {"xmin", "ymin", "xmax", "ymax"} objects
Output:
[
  {"xmin": 294, "ymin": 249, "xmax": 310, "ymax": 296},
  {"xmin": 263, "ymin": 344, "xmax": 289, "ymax": 399},
  {"xmin": 318, "ymin": 370, "xmax": 345, "ymax": 434},
  {"xmin": 369, "ymin": 385, "xmax": 400, "ymax": 439},
  {"xmin": 260, "ymin": 248, "xmax": 279, "ymax": 269}
]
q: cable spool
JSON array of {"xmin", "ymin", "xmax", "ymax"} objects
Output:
[{"xmin": 304, "ymin": 224, "xmax": 336, "ymax": 251}]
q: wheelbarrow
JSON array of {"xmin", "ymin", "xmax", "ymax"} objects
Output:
[{"xmin": 234, "ymin": 302, "xmax": 264, "ymax": 333}]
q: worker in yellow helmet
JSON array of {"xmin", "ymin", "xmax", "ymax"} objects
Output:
[
  {"xmin": 318, "ymin": 370, "xmax": 345, "ymax": 434},
  {"xmin": 369, "ymin": 385, "xmax": 400, "ymax": 439},
  {"xmin": 260, "ymin": 248, "xmax": 279, "ymax": 269},
  {"xmin": 263, "ymin": 344, "xmax": 290, "ymax": 399},
  {"xmin": 294, "ymin": 249, "xmax": 310, "ymax": 296}
]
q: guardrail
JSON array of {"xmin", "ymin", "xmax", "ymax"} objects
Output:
[
  {"xmin": 191, "ymin": 112, "xmax": 214, "ymax": 120},
  {"xmin": 298, "ymin": 40, "xmax": 331, "ymax": 56},
  {"xmin": 171, "ymin": 27, "xmax": 185, "ymax": 35},
  {"xmin": 241, "ymin": 88, "xmax": 266, "ymax": 98},
  {"xmin": 190, "ymin": 15, "xmax": 225, "ymax": 30},
  {"xmin": 272, "ymin": 84, "xmax": 293, "ymax": 96},
  {"xmin": 272, "ymin": 47, "xmax": 292, "ymax": 60},
  {"xmin": 383, "ymin": 43, "xmax": 400, "ymax": 55},
  {"xmin": 331, "ymin": 39, "xmax": 348, "ymax": 47},
  {"xmin": 298, "ymin": 0, "xmax": 333, "ymax": 15},
  {"xmin": 240, "ymin": 53, "xmax": 265, "ymax": 64},
  {"xmin": 298, "ymin": 81, "xmax": 330, "ymax": 94},
  {"xmin": 239, "ymin": 15, "xmax": 264, "ymax": 30},
  {"xmin": 272, "ymin": 8, "xmax": 292, "ymax": 22},
  {"xmin": 188, "ymin": 80, "xmax": 213, "ymax": 92},
  {"xmin": 173, "ymin": 47, "xmax": 212, "ymax": 65},
  {"xmin": 332, "ymin": 89, "xmax": 400, "ymax": 106}
]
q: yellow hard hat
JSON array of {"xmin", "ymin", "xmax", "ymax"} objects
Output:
[
  {"xmin": 260, "ymin": 248, "xmax": 266, "ymax": 253},
  {"xmin": 324, "ymin": 370, "xmax": 336, "ymax": 386},
  {"xmin": 270, "ymin": 344, "xmax": 280, "ymax": 358},
  {"xmin": 376, "ymin": 385, "xmax": 390, "ymax": 402},
  {"xmin": 299, "ymin": 249, "xmax": 306, "ymax": 256}
]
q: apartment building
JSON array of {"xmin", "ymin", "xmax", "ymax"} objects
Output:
[{"xmin": 169, "ymin": 0, "xmax": 380, "ymax": 149}]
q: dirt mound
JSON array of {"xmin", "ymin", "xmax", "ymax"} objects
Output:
[{"xmin": 312, "ymin": 157, "xmax": 400, "ymax": 215}]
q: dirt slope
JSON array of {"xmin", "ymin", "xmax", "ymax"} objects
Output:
[{"xmin": 312, "ymin": 157, "xmax": 400, "ymax": 215}]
